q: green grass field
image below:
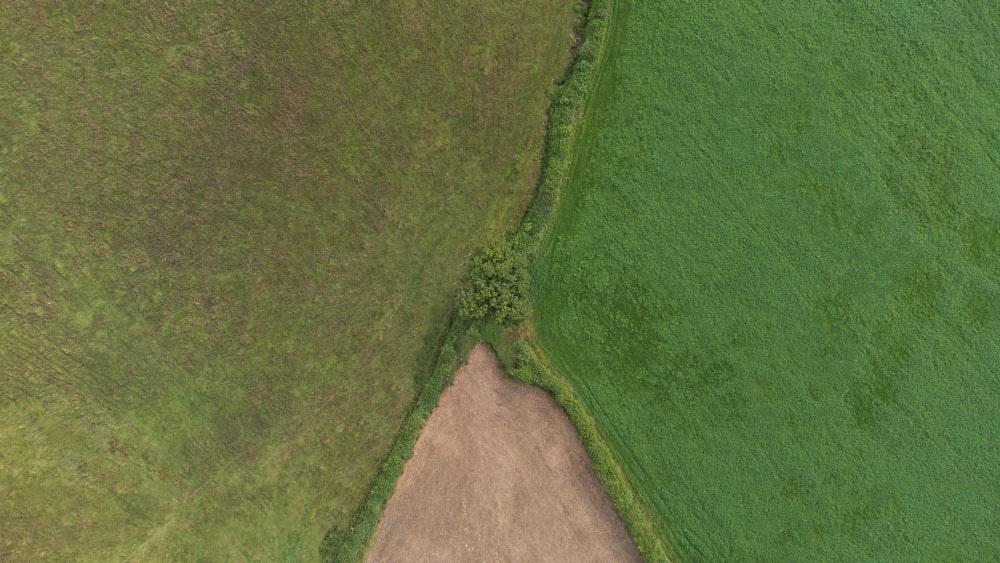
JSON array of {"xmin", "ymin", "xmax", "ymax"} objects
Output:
[
  {"xmin": 0, "ymin": 3, "xmax": 575, "ymax": 559},
  {"xmin": 534, "ymin": 1, "xmax": 1000, "ymax": 560}
]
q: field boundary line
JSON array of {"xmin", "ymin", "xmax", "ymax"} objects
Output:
[
  {"xmin": 506, "ymin": 338, "xmax": 673, "ymax": 562},
  {"xmin": 509, "ymin": 0, "xmax": 674, "ymax": 560},
  {"xmin": 322, "ymin": 305, "xmax": 472, "ymax": 562},
  {"xmin": 324, "ymin": 1, "xmax": 674, "ymax": 561}
]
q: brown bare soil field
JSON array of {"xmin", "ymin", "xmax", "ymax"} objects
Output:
[{"xmin": 366, "ymin": 344, "xmax": 641, "ymax": 562}]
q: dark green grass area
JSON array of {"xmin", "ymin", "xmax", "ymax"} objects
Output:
[
  {"xmin": 0, "ymin": 2, "xmax": 574, "ymax": 560},
  {"xmin": 534, "ymin": 1, "xmax": 1000, "ymax": 560}
]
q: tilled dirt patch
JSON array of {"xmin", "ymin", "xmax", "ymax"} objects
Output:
[{"xmin": 366, "ymin": 344, "xmax": 642, "ymax": 562}]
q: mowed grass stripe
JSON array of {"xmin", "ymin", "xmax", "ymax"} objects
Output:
[{"xmin": 534, "ymin": 1, "xmax": 1000, "ymax": 560}]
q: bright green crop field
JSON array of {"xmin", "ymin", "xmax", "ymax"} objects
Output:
[
  {"xmin": 0, "ymin": 3, "xmax": 574, "ymax": 560},
  {"xmin": 534, "ymin": 1, "xmax": 1000, "ymax": 560}
]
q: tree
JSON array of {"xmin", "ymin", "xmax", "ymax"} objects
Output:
[{"xmin": 457, "ymin": 239, "xmax": 528, "ymax": 325}]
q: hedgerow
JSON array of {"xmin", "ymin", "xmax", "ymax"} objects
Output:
[
  {"xmin": 505, "ymin": 0, "xmax": 672, "ymax": 559},
  {"xmin": 322, "ymin": 315, "xmax": 468, "ymax": 563},
  {"xmin": 508, "ymin": 342, "xmax": 671, "ymax": 562},
  {"xmin": 325, "ymin": 2, "xmax": 671, "ymax": 561},
  {"xmin": 517, "ymin": 0, "xmax": 612, "ymax": 247},
  {"xmin": 456, "ymin": 0, "xmax": 613, "ymax": 328}
]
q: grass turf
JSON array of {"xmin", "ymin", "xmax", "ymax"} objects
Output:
[
  {"xmin": 0, "ymin": 2, "xmax": 575, "ymax": 559},
  {"xmin": 533, "ymin": 1, "xmax": 1000, "ymax": 560}
]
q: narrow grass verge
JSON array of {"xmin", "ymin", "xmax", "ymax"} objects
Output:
[
  {"xmin": 505, "ymin": 340, "xmax": 671, "ymax": 562},
  {"xmin": 516, "ymin": 0, "xmax": 610, "ymax": 251},
  {"xmin": 322, "ymin": 309, "xmax": 478, "ymax": 562}
]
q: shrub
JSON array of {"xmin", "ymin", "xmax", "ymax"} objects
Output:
[{"xmin": 457, "ymin": 239, "xmax": 529, "ymax": 325}]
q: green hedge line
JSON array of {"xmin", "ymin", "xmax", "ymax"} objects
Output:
[
  {"xmin": 516, "ymin": 0, "xmax": 611, "ymax": 249},
  {"xmin": 459, "ymin": 0, "xmax": 611, "ymax": 326},
  {"xmin": 511, "ymin": 0, "xmax": 672, "ymax": 560},
  {"xmin": 321, "ymin": 314, "xmax": 472, "ymax": 562},
  {"xmin": 322, "ymin": 2, "xmax": 672, "ymax": 561},
  {"xmin": 508, "ymin": 342, "xmax": 672, "ymax": 563}
]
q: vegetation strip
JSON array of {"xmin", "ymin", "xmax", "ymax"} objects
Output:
[
  {"xmin": 322, "ymin": 310, "xmax": 473, "ymax": 562},
  {"xmin": 509, "ymin": 0, "xmax": 671, "ymax": 560},
  {"xmin": 506, "ymin": 341, "xmax": 671, "ymax": 562},
  {"xmin": 516, "ymin": 0, "xmax": 613, "ymax": 254},
  {"xmin": 334, "ymin": 1, "xmax": 668, "ymax": 561}
]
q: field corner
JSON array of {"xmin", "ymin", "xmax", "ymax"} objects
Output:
[{"xmin": 319, "ymin": 1, "xmax": 664, "ymax": 561}]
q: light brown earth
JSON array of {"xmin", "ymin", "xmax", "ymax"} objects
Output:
[{"xmin": 366, "ymin": 344, "xmax": 642, "ymax": 563}]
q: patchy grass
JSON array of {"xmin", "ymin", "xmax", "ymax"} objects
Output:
[
  {"xmin": 0, "ymin": 2, "xmax": 575, "ymax": 560},
  {"xmin": 534, "ymin": 1, "xmax": 1000, "ymax": 560}
]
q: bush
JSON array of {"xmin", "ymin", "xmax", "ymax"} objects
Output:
[{"xmin": 457, "ymin": 239, "xmax": 529, "ymax": 325}]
